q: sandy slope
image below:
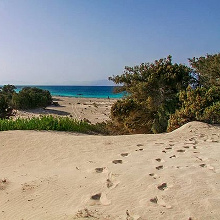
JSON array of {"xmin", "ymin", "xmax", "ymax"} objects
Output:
[{"xmin": 0, "ymin": 122, "xmax": 219, "ymax": 220}]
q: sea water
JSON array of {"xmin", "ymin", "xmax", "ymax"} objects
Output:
[{"xmin": 15, "ymin": 86, "xmax": 124, "ymax": 99}]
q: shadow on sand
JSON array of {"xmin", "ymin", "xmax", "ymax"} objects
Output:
[
  {"xmin": 23, "ymin": 108, "xmax": 70, "ymax": 116},
  {"xmin": 52, "ymin": 97, "xmax": 63, "ymax": 102}
]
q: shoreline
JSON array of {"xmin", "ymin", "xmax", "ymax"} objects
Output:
[
  {"xmin": 14, "ymin": 85, "xmax": 124, "ymax": 99},
  {"xmin": 52, "ymin": 94, "xmax": 120, "ymax": 100}
]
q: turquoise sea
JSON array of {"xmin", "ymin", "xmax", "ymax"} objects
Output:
[{"xmin": 15, "ymin": 86, "xmax": 124, "ymax": 99}]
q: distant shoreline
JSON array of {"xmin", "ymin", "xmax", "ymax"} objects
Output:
[
  {"xmin": 14, "ymin": 85, "xmax": 124, "ymax": 99},
  {"xmin": 52, "ymin": 94, "xmax": 120, "ymax": 100}
]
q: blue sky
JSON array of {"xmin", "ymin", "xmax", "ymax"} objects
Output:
[{"xmin": 0, "ymin": 0, "xmax": 219, "ymax": 85}]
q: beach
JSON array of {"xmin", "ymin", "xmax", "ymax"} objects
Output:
[
  {"xmin": 0, "ymin": 97, "xmax": 220, "ymax": 219},
  {"xmin": 16, "ymin": 96, "xmax": 117, "ymax": 124}
]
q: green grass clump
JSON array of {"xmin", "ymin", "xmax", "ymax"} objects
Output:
[{"xmin": 0, "ymin": 115, "xmax": 106, "ymax": 134}]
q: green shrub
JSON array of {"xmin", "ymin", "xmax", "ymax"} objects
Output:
[
  {"xmin": 109, "ymin": 56, "xmax": 193, "ymax": 134},
  {"xmin": 0, "ymin": 85, "xmax": 16, "ymax": 105},
  {"xmin": 189, "ymin": 53, "xmax": 220, "ymax": 88},
  {"xmin": 110, "ymin": 99, "xmax": 152, "ymax": 134},
  {"xmin": 201, "ymin": 102, "xmax": 220, "ymax": 124},
  {"xmin": 167, "ymin": 86, "xmax": 220, "ymax": 131},
  {"xmin": 12, "ymin": 87, "xmax": 52, "ymax": 109},
  {"xmin": 0, "ymin": 94, "xmax": 8, "ymax": 118},
  {"xmin": 0, "ymin": 115, "xmax": 107, "ymax": 134}
]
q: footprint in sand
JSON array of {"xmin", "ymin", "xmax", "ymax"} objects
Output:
[
  {"xmin": 95, "ymin": 167, "xmax": 106, "ymax": 173},
  {"xmin": 157, "ymin": 183, "xmax": 167, "ymax": 190},
  {"xmin": 106, "ymin": 172, "xmax": 120, "ymax": 189},
  {"xmin": 137, "ymin": 144, "xmax": 144, "ymax": 147},
  {"xmin": 183, "ymin": 146, "xmax": 190, "ymax": 149},
  {"xmin": 121, "ymin": 153, "xmax": 129, "ymax": 157},
  {"xmin": 155, "ymin": 158, "xmax": 165, "ymax": 162},
  {"xmin": 149, "ymin": 173, "xmax": 159, "ymax": 179},
  {"xmin": 150, "ymin": 197, "xmax": 158, "ymax": 204},
  {"xmin": 106, "ymin": 179, "xmax": 113, "ymax": 188},
  {"xmin": 198, "ymin": 163, "xmax": 215, "ymax": 172},
  {"xmin": 0, "ymin": 179, "xmax": 8, "ymax": 190},
  {"xmin": 91, "ymin": 193, "xmax": 101, "ymax": 200},
  {"xmin": 112, "ymin": 160, "xmax": 123, "ymax": 164},
  {"xmin": 195, "ymin": 156, "xmax": 203, "ymax": 161},
  {"xmin": 199, "ymin": 164, "xmax": 207, "ymax": 168},
  {"xmin": 90, "ymin": 193, "xmax": 111, "ymax": 206},
  {"xmin": 150, "ymin": 196, "xmax": 172, "ymax": 209},
  {"xmin": 211, "ymin": 140, "xmax": 219, "ymax": 143},
  {"xmin": 135, "ymin": 148, "xmax": 144, "ymax": 151},
  {"xmin": 177, "ymin": 149, "xmax": 185, "ymax": 153},
  {"xmin": 156, "ymin": 165, "xmax": 163, "ymax": 170}
]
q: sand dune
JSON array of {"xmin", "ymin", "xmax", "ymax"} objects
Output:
[{"xmin": 0, "ymin": 121, "xmax": 219, "ymax": 219}]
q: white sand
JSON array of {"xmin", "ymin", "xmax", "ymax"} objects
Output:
[
  {"xmin": 0, "ymin": 121, "xmax": 219, "ymax": 219},
  {"xmin": 16, "ymin": 96, "xmax": 116, "ymax": 124}
]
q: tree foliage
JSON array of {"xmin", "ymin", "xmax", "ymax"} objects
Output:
[
  {"xmin": 1, "ymin": 84, "xmax": 16, "ymax": 94},
  {"xmin": 0, "ymin": 94, "xmax": 8, "ymax": 118},
  {"xmin": 109, "ymin": 56, "xmax": 193, "ymax": 133},
  {"xmin": 12, "ymin": 87, "xmax": 52, "ymax": 110},
  {"xmin": 168, "ymin": 86, "xmax": 220, "ymax": 131},
  {"xmin": 168, "ymin": 53, "xmax": 220, "ymax": 131},
  {"xmin": 0, "ymin": 85, "xmax": 52, "ymax": 118},
  {"xmin": 189, "ymin": 53, "xmax": 220, "ymax": 87},
  {"xmin": 0, "ymin": 85, "xmax": 16, "ymax": 118}
]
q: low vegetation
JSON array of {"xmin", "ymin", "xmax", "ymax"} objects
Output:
[
  {"xmin": 0, "ymin": 115, "xmax": 107, "ymax": 134},
  {"xmin": 0, "ymin": 85, "xmax": 52, "ymax": 118},
  {"xmin": 0, "ymin": 85, "xmax": 16, "ymax": 118},
  {"xmin": 108, "ymin": 55, "xmax": 194, "ymax": 134},
  {"xmin": 12, "ymin": 87, "xmax": 52, "ymax": 109},
  {"xmin": 0, "ymin": 85, "xmax": 107, "ymax": 134},
  {"xmin": 167, "ymin": 86, "xmax": 220, "ymax": 131}
]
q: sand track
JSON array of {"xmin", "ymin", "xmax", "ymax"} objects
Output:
[{"xmin": 16, "ymin": 96, "xmax": 116, "ymax": 124}]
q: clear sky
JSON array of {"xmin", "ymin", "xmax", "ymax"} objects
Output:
[{"xmin": 0, "ymin": 0, "xmax": 219, "ymax": 85}]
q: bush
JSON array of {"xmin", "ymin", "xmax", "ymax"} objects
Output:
[
  {"xmin": 0, "ymin": 94, "xmax": 8, "ymax": 118},
  {"xmin": 201, "ymin": 102, "xmax": 220, "ymax": 124},
  {"xmin": 109, "ymin": 56, "xmax": 193, "ymax": 134},
  {"xmin": 110, "ymin": 98, "xmax": 154, "ymax": 134},
  {"xmin": 12, "ymin": 87, "xmax": 52, "ymax": 110},
  {"xmin": 167, "ymin": 86, "xmax": 220, "ymax": 131},
  {"xmin": 0, "ymin": 115, "xmax": 107, "ymax": 134},
  {"xmin": 0, "ymin": 84, "xmax": 16, "ymax": 105},
  {"xmin": 0, "ymin": 85, "xmax": 16, "ymax": 118},
  {"xmin": 189, "ymin": 53, "xmax": 220, "ymax": 88}
]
